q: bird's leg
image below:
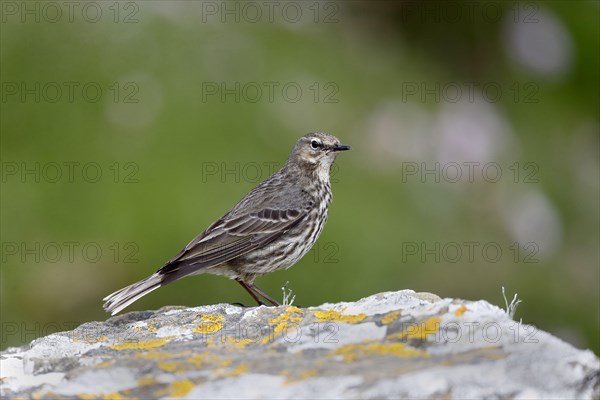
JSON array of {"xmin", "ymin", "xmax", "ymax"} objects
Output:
[
  {"xmin": 249, "ymin": 283, "xmax": 281, "ymax": 306},
  {"xmin": 236, "ymin": 279, "xmax": 266, "ymax": 306}
]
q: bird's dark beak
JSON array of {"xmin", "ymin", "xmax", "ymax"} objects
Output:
[{"xmin": 332, "ymin": 143, "xmax": 351, "ymax": 152}]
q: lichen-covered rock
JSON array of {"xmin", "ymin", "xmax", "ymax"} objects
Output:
[{"xmin": 1, "ymin": 290, "xmax": 598, "ymax": 399}]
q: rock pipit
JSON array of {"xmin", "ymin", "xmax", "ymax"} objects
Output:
[{"xmin": 103, "ymin": 133, "xmax": 350, "ymax": 314}]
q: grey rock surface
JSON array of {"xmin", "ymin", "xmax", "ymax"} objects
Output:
[{"xmin": 1, "ymin": 290, "xmax": 598, "ymax": 399}]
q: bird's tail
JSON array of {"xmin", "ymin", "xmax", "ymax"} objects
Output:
[{"xmin": 103, "ymin": 273, "xmax": 163, "ymax": 315}]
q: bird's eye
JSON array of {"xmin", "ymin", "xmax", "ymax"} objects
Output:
[{"xmin": 310, "ymin": 140, "xmax": 321, "ymax": 149}]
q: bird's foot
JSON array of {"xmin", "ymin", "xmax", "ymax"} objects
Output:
[{"xmin": 229, "ymin": 301, "xmax": 268, "ymax": 308}]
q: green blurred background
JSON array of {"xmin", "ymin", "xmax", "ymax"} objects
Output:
[{"xmin": 1, "ymin": 1, "xmax": 598, "ymax": 353}]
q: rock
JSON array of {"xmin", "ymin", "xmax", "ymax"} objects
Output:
[{"xmin": 1, "ymin": 290, "xmax": 598, "ymax": 399}]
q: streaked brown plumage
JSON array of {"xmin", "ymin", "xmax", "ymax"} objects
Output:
[{"xmin": 103, "ymin": 132, "xmax": 350, "ymax": 315}]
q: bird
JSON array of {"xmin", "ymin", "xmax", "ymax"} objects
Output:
[{"xmin": 103, "ymin": 132, "xmax": 351, "ymax": 315}]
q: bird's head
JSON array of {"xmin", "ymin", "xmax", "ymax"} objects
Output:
[{"xmin": 288, "ymin": 133, "xmax": 351, "ymax": 175}]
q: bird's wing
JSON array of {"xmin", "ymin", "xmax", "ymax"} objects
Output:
[{"xmin": 156, "ymin": 208, "xmax": 306, "ymax": 280}]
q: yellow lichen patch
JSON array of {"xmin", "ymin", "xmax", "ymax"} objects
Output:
[
  {"xmin": 300, "ymin": 369, "xmax": 319, "ymax": 380},
  {"xmin": 186, "ymin": 352, "xmax": 230, "ymax": 369},
  {"xmin": 192, "ymin": 314, "xmax": 225, "ymax": 334},
  {"xmin": 388, "ymin": 316, "xmax": 442, "ymax": 341},
  {"xmin": 33, "ymin": 390, "xmax": 66, "ymax": 400},
  {"xmin": 94, "ymin": 360, "xmax": 114, "ymax": 368},
  {"xmin": 74, "ymin": 335, "xmax": 109, "ymax": 344},
  {"xmin": 187, "ymin": 353, "xmax": 207, "ymax": 368},
  {"xmin": 217, "ymin": 358, "xmax": 233, "ymax": 369},
  {"xmin": 157, "ymin": 361, "xmax": 186, "ymax": 373},
  {"xmin": 138, "ymin": 376, "xmax": 159, "ymax": 386},
  {"xmin": 258, "ymin": 334, "xmax": 272, "ymax": 345},
  {"xmin": 169, "ymin": 380, "xmax": 195, "ymax": 397},
  {"xmin": 299, "ymin": 369, "xmax": 319, "ymax": 380},
  {"xmin": 283, "ymin": 369, "xmax": 319, "ymax": 384},
  {"xmin": 78, "ymin": 394, "xmax": 97, "ymax": 400},
  {"xmin": 454, "ymin": 304, "xmax": 467, "ymax": 316},
  {"xmin": 268, "ymin": 307, "xmax": 304, "ymax": 335},
  {"xmin": 222, "ymin": 336, "xmax": 255, "ymax": 349},
  {"xmin": 381, "ymin": 311, "xmax": 401, "ymax": 325},
  {"xmin": 313, "ymin": 309, "xmax": 366, "ymax": 324},
  {"xmin": 109, "ymin": 337, "xmax": 174, "ymax": 351},
  {"xmin": 333, "ymin": 342, "xmax": 429, "ymax": 362},
  {"xmin": 218, "ymin": 363, "xmax": 249, "ymax": 378},
  {"xmin": 103, "ymin": 392, "xmax": 124, "ymax": 400},
  {"xmin": 146, "ymin": 321, "xmax": 158, "ymax": 332}
]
